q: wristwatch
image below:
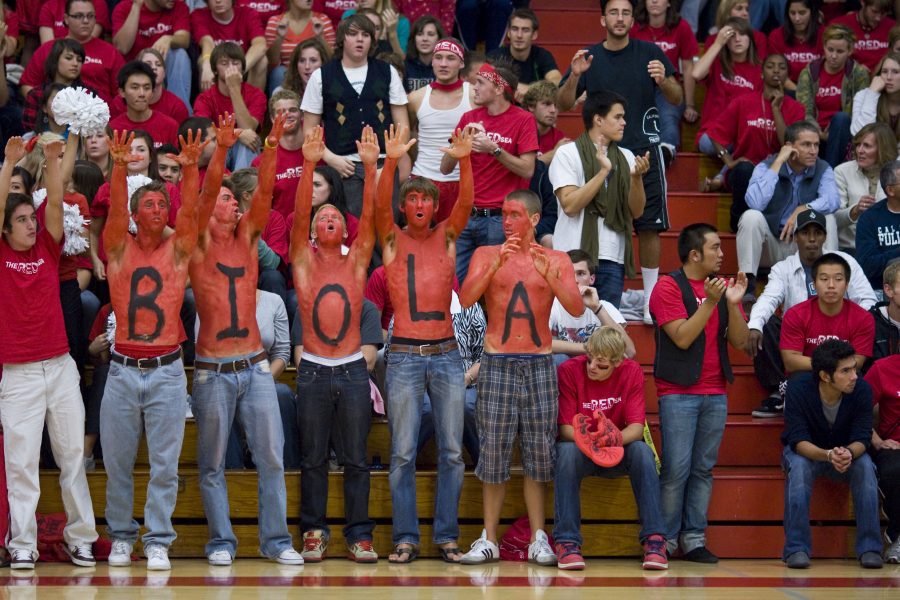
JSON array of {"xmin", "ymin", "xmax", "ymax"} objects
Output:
[{"xmin": 492, "ymin": 146, "xmax": 502, "ymax": 158}]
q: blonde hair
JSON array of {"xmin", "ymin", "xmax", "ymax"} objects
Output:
[
  {"xmin": 822, "ymin": 23, "xmax": 856, "ymax": 47},
  {"xmin": 20, "ymin": 132, "xmax": 65, "ymax": 191},
  {"xmin": 310, "ymin": 203, "xmax": 347, "ymax": 236},
  {"xmin": 584, "ymin": 326, "xmax": 627, "ymax": 364},
  {"xmin": 884, "ymin": 259, "xmax": 900, "ymax": 287}
]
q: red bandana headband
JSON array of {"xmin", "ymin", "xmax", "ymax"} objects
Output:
[
  {"xmin": 477, "ymin": 63, "xmax": 513, "ymax": 96},
  {"xmin": 433, "ymin": 38, "xmax": 464, "ymax": 61}
]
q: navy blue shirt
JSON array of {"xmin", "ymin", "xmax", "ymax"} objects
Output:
[{"xmin": 781, "ymin": 371, "xmax": 873, "ymax": 451}]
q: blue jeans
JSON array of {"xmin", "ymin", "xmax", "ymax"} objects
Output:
[
  {"xmin": 554, "ymin": 440, "xmax": 664, "ymax": 545},
  {"xmin": 100, "ymin": 358, "xmax": 187, "ymax": 548},
  {"xmin": 658, "ymin": 393, "xmax": 727, "ymax": 554},
  {"xmin": 782, "ymin": 446, "xmax": 882, "ymax": 559},
  {"xmin": 456, "ymin": 214, "xmax": 503, "ymax": 285},
  {"xmin": 296, "ymin": 358, "xmax": 375, "ymax": 544},
  {"xmin": 386, "ymin": 348, "xmax": 465, "ymax": 546},
  {"xmin": 165, "ymin": 48, "xmax": 193, "ymax": 116},
  {"xmin": 419, "ymin": 386, "xmax": 480, "ymax": 466},
  {"xmin": 455, "ymin": 0, "xmax": 514, "ymax": 52},
  {"xmin": 750, "ymin": 0, "xmax": 787, "ymax": 29},
  {"xmin": 821, "ymin": 112, "xmax": 851, "ymax": 168},
  {"xmin": 595, "ymin": 260, "xmax": 625, "ymax": 309},
  {"xmin": 191, "ymin": 355, "xmax": 292, "ymax": 558},
  {"xmin": 268, "ymin": 65, "xmax": 287, "ymax": 96},
  {"xmin": 227, "ymin": 142, "xmax": 260, "ymax": 172},
  {"xmin": 655, "ymin": 88, "xmax": 684, "ymax": 150}
]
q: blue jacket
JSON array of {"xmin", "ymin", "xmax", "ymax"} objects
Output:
[{"xmin": 781, "ymin": 371, "xmax": 873, "ymax": 451}]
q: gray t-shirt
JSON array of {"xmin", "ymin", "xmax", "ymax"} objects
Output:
[{"xmin": 821, "ymin": 399, "xmax": 842, "ymax": 427}]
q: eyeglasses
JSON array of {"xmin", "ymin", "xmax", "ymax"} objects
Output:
[{"xmin": 67, "ymin": 13, "xmax": 96, "ymax": 21}]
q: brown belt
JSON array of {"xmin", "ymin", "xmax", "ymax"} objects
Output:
[
  {"xmin": 112, "ymin": 349, "xmax": 182, "ymax": 370},
  {"xmin": 390, "ymin": 340, "xmax": 458, "ymax": 356},
  {"xmin": 194, "ymin": 352, "xmax": 268, "ymax": 373}
]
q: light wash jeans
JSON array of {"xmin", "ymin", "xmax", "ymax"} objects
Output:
[
  {"xmin": 386, "ymin": 347, "xmax": 465, "ymax": 546},
  {"xmin": 165, "ymin": 48, "xmax": 193, "ymax": 116},
  {"xmin": 455, "ymin": 214, "xmax": 503, "ymax": 285},
  {"xmin": 0, "ymin": 354, "xmax": 97, "ymax": 557},
  {"xmin": 100, "ymin": 357, "xmax": 187, "ymax": 548},
  {"xmin": 655, "ymin": 88, "xmax": 685, "ymax": 151},
  {"xmin": 659, "ymin": 393, "xmax": 727, "ymax": 554},
  {"xmin": 191, "ymin": 354, "xmax": 293, "ymax": 558}
]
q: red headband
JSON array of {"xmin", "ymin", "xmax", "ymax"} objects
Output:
[
  {"xmin": 477, "ymin": 63, "xmax": 513, "ymax": 96},
  {"xmin": 433, "ymin": 39, "xmax": 464, "ymax": 61}
]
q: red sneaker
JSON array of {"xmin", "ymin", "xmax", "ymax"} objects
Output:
[
  {"xmin": 642, "ymin": 534, "xmax": 669, "ymax": 570},
  {"xmin": 554, "ymin": 541, "xmax": 585, "ymax": 571}
]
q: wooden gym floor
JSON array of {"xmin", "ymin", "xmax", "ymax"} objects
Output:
[{"xmin": 1, "ymin": 559, "xmax": 897, "ymax": 599}]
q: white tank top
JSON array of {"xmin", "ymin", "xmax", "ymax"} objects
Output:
[{"xmin": 411, "ymin": 82, "xmax": 473, "ymax": 182}]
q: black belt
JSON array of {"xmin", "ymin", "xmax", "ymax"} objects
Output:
[
  {"xmin": 194, "ymin": 352, "xmax": 268, "ymax": 373},
  {"xmin": 112, "ymin": 349, "xmax": 182, "ymax": 370},
  {"xmin": 471, "ymin": 207, "xmax": 502, "ymax": 217},
  {"xmin": 390, "ymin": 340, "xmax": 458, "ymax": 356}
]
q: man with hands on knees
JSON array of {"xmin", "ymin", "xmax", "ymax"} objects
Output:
[{"xmin": 781, "ymin": 339, "xmax": 883, "ymax": 569}]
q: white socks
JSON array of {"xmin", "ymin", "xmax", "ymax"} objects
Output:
[{"xmin": 642, "ymin": 267, "xmax": 659, "ymax": 324}]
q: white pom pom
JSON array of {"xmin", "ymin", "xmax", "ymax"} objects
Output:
[
  {"xmin": 32, "ymin": 188, "xmax": 47, "ymax": 209},
  {"xmin": 62, "ymin": 203, "xmax": 89, "ymax": 256},
  {"xmin": 51, "ymin": 87, "xmax": 110, "ymax": 136}
]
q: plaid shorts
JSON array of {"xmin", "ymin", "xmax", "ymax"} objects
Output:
[{"xmin": 475, "ymin": 353, "xmax": 558, "ymax": 484}]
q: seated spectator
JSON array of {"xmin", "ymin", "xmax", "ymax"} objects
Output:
[
  {"xmin": 633, "ymin": 0, "xmax": 700, "ymax": 161},
  {"xmin": 850, "ymin": 52, "xmax": 900, "ymax": 148},
  {"xmin": 796, "ymin": 24, "xmax": 870, "ymax": 167},
  {"xmin": 265, "ymin": 0, "xmax": 336, "ymax": 95},
  {"xmin": 109, "ymin": 61, "xmax": 179, "ymax": 148},
  {"xmin": 553, "ymin": 327, "xmax": 666, "ymax": 571},
  {"xmin": 865, "ymin": 350, "xmax": 900, "ymax": 563},
  {"xmin": 253, "ymin": 90, "xmax": 305, "ymax": 219},
  {"xmin": 780, "ymin": 252, "xmax": 875, "ymax": 375},
  {"xmin": 22, "ymin": 39, "xmax": 86, "ymax": 133},
  {"xmin": 856, "ymin": 160, "xmax": 900, "ymax": 290},
  {"xmin": 781, "ymin": 339, "xmax": 883, "ymax": 569},
  {"xmin": 156, "ymin": 143, "xmax": 182, "ymax": 185},
  {"xmin": 194, "ymin": 42, "xmax": 267, "ymax": 171},
  {"xmin": 39, "ymin": 0, "xmax": 110, "ymax": 43},
  {"xmin": 693, "ymin": 17, "xmax": 763, "ymax": 159},
  {"xmin": 178, "ymin": 116, "xmax": 220, "ymax": 183},
  {"xmin": 126, "ymin": 48, "xmax": 190, "ymax": 123},
  {"xmin": 111, "ymin": 0, "xmax": 191, "ymax": 111},
  {"xmin": 706, "ymin": 0, "xmax": 769, "ymax": 58},
  {"xmin": 193, "ymin": 0, "xmax": 268, "ymax": 90},
  {"xmin": 487, "ymin": 9, "xmax": 561, "ymax": 101},
  {"xmin": 394, "ymin": 1, "xmax": 454, "ymax": 36},
  {"xmin": 767, "ymin": 0, "xmax": 823, "ymax": 91},
  {"xmin": 706, "ymin": 54, "xmax": 806, "ymax": 230},
  {"xmin": 870, "ymin": 260, "xmax": 900, "ymax": 362},
  {"xmin": 344, "ymin": 0, "xmax": 409, "ymax": 54},
  {"xmin": 456, "ymin": 0, "xmax": 513, "ymax": 53},
  {"xmin": 737, "ymin": 120, "xmax": 840, "ymax": 298},
  {"xmin": 550, "ymin": 249, "xmax": 635, "ymax": 367},
  {"xmin": 746, "ymin": 210, "xmax": 876, "ymax": 418},
  {"xmin": 403, "ymin": 15, "xmax": 444, "ymax": 92},
  {"xmin": 240, "ymin": 0, "xmax": 287, "ymax": 30},
  {"xmin": 21, "ymin": 0, "xmax": 126, "ymax": 105},
  {"xmin": 81, "ymin": 130, "xmax": 110, "ymax": 179},
  {"xmin": 522, "ymin": 81, "xmax": 567, "ymax": 165},
  {"xmin": 279, "ymin": 37, "xmax": 331, "ymax": 97},
  {"xmin": 829, "ymin": 0, "xmax": 894, "ymax": 72},
  {"xmin": 0, "ymin": 4, "xmax": 19, "ymax": 60},
  {"xmin": 889, "ymin": 23, "xmax": 900, "ymax": 54},
  {"xmin": 834, "ymin": 122, "xmax": 895, "ymax": 252},
  {"xmin": 30, "ymin": 83, "xmax": 71, "ymax": 137}
]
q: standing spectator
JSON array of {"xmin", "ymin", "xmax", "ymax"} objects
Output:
[
  {"xmin": 487, "ymin": 9, "xmax": 562, "ymax": 101},
  {"xmin": 650, "ymin": 223, "xmax": 750, "ymax": 563},
  {"xmin": 850, "ymin": 52, "xmax": 900, "ymax": 145},
  {"xmin": 109, "ymin": 61, "xmax": 180, "ymax": 149},
  {"xmin": 767, "ymin": 0, "xmax": 823, "ymax": 90},
  {"xmin": 265, "ymin": 0, "xmax": 336, "ymax": 95},
  {"xmin": 193, "ymin": 0, "xmax": 269, "ymax": 91},
  {"xmin": 830, "ymin": 0, "xmax": 894, "ymax": 72},
  {"xmin": 796, "ymin": 24, "xmax": 870, "ymax": 167},
  {"xmin": 558, "ymin": 0, "xmax": 683, "ymax": 323},
  {"xmin": 456, "ymin": 0, "xmax": 512, "ymax": 52},
  {"xmin": 403, "ymin": 16, "xmax": 444, "ymax": 92},
  {"xmin": 522, "ymin": 81, "xmax": 567, "ymax": 165},
  {"xmin": 39, "ymin": 0, "xmax": 110, "ymax": 43},
  {"xmin": 834, "ymin": 122, "xmax": 895, "ymax": 252},
  {"xmin": 111, "ymin": 0, "xmax": 192, "ymax": 112},
  {"xmin": 866, "ymin": 351, "xmax": 900, "ymax": 563},
  {"xmin": 280, "ymin": 37, "xmax": 331, "ymax": 97},
  {"xmin": 856, "ymin": 160, "xmax": 900, "ymax": 290}
]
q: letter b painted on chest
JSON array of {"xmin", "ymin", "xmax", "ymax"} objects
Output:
[{"xmin": 128, "ymin": 267, "xmax": 165, "ymax": 342}]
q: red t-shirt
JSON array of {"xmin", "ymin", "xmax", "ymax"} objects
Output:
[
  {"xmin": 814, "ymin": 67, "xmax": 845, "ymax": 129},
  {"xmin": 456, "ymin": 105, "xmax": 539, "ymax": 209},
  {"xmin": 0, "ymin": 229, "xmax": 69, "ymax": 363},
  {"xmin": 190, "ymin": 6, "xmax": 265, "ymax": 51},
  {"xmin": 632, "ymin": 20, "xmax": 699, "ymax": 75},
  {"xmin": 707, "ymin": 92, "xmax": 806, "ymax": 164},
  {"xmin": 109, "ymin": 111, "xmax": 179, "ymax": 148},
  {"xmin": 865, "ymin": 355, "xmax": 900, "ymax": 443},
  {"xmin": 17, "ymin": 0, "xmax": 42, "ymax": 34},
  {"xmin": 2, "ymin": 6, "xmax": 19, "ymax": 38},
  {"xmin": 697, "ymin": 59, "xmax": 763, "ymax": 140},
  {"xmin": 538, "ymin": 127, "xmax": 566, "ymax": 156},
  {"xmin": 364, "ymin": 265, "xmax": 393, "ymax": 331},
  {"xmin": 650, "ymin": 274, "xmax": 738, "ymax": 396},
  {"xmin": 557, "ymin": 356, "xmax": 645, "ymax": 431},
  {"xmin": 312, "ymin": 0, "xmax": 356, "ymax": 29},
  {"xmin": 237, "ymin": 0, "xmax": 285, "ymax": 30},
  {"xmin": 38, "ymin": 0, "xmax": 111, "ymax": 39},
  {"xmin": 22, "ymin": 37, "xmax": 125, "ymax": 104},
  {"xmin": 35, "ymin": 192, "xmax": 90, "ymax": 282},
  {"xmin": 830, "ymin": 12, "xmax": 895, "ymax": 71},
  {"xmin": 262, "ymin": 209, "xmax": 289, "ymax": 265},
  {"xmin": 705, "ymin": 30, "xmax": 769, "ymax": 61},
  {"xmin": 780, "ymin": 297, "xmax": 875, "ymax": 357},
  {"xmin": 111, "ymin": 0, "xmax": 191, "ymax": 61},
  {"xmin": 767, "ymin": 28, "xmax": 823, "ymax": 82},
  {"xmin": 193, "ymin": 83, "xmax": 267, "ymax": 129},
  {"xmin": 251, "ymin": 145, "xmax": 303, "ymax": 218},
  {"xmin": 110, "ymin": 89, "xmax": 189, "ymax": 124}
]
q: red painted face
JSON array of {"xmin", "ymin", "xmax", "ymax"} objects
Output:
[
  {"xmin": 502, "ymin": 199, "xmax": 534, "ymax": 240},
  {"xmin": 402, "ymin": 190, "xmax": 436, "ymax": 229},
  {"xmin": 133, "ymin": 191, "xmax": 169, "ymax": 235},
  {"xmin": 312, "ymin": 205, "xmax": 346, "ymax": 246},
  {"xmin": 213, "ymin": 186, "xmax": 241, "ymax": 226}
]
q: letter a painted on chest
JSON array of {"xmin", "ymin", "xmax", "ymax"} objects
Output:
[{"xmin": 502, "ymin": 281, "xmax": 541, "ymax": 346}]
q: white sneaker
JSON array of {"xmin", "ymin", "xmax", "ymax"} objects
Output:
[
  {"xmin": 528, "ymin": 530, "xmax": 557, "ymax": 566},
  {"xmin": 460, "ymin": 529, "xmax": 499, "ymax": 565},
  {"xmin": 108, "ymin": 540, "xmax": 133, "ymax": 567},
  {"xmin": 208, "ymin": 550, "xmax": 233, "ymax": 566},
  {"xmin": 145, "ymin": 545, "xmax": 171, "ymax": 571},
  {"xmin": 886, "ymin": 534, "xmax": 900, "ymax": 564},
  {"xmin": 274, "ymin": 547, "xmax": 304, "ymax": 565}
]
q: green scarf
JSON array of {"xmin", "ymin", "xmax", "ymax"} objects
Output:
[{"xmin": 575, "ymin": 131, "xmax": 635, "ymax": 278}]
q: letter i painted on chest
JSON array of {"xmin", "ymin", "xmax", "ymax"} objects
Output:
[
  {"xmin": 407, "ymin": 254, "xmax": 444, "ymax": 321},
  {"xmin": 502, "ymin": 282, "xmax": 541, "ymax": 346},
  {"xmin": 216, "ymin": 263, "xmax": 249, "ymax": 340}
]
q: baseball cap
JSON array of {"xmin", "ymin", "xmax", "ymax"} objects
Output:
[{"xmin": 796, "ymin": 208, "xmax": 826, "ymax": 232}]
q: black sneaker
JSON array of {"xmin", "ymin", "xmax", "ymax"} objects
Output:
[
  {"xmin": 751, "ymin": 395, "xmax": 784, "ymax": 418},
  {"xmin": 860, "ymin": 551, "xmax": 883, "ymax": 569},
  {"xmin": 683, "ymin": 546, "xmax": 719, "ymax": 564}
]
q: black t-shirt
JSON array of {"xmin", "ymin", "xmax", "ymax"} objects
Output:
[
  {"xmin": 562, "ymin": 39, "xmax": 675, "ymax": 149},
  {"xmin": 488, "ymin": 45, "xmax": 559, "ymax": 84}
]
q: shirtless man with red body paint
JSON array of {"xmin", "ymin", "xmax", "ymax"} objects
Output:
[
  {"xmin": 100, "ymin": 129, "xmax": 203, "ymax": 570},
  {"xmin": 375, "ymin": 126, "xmax": 474, "ymax": 564},
  {"xmin": 458, "ymin": 189, "xmax": 583, "ymax": 566},
  {"xmin": 289, "ymin": 125, "xmax": 380, "ymax": 564}
]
